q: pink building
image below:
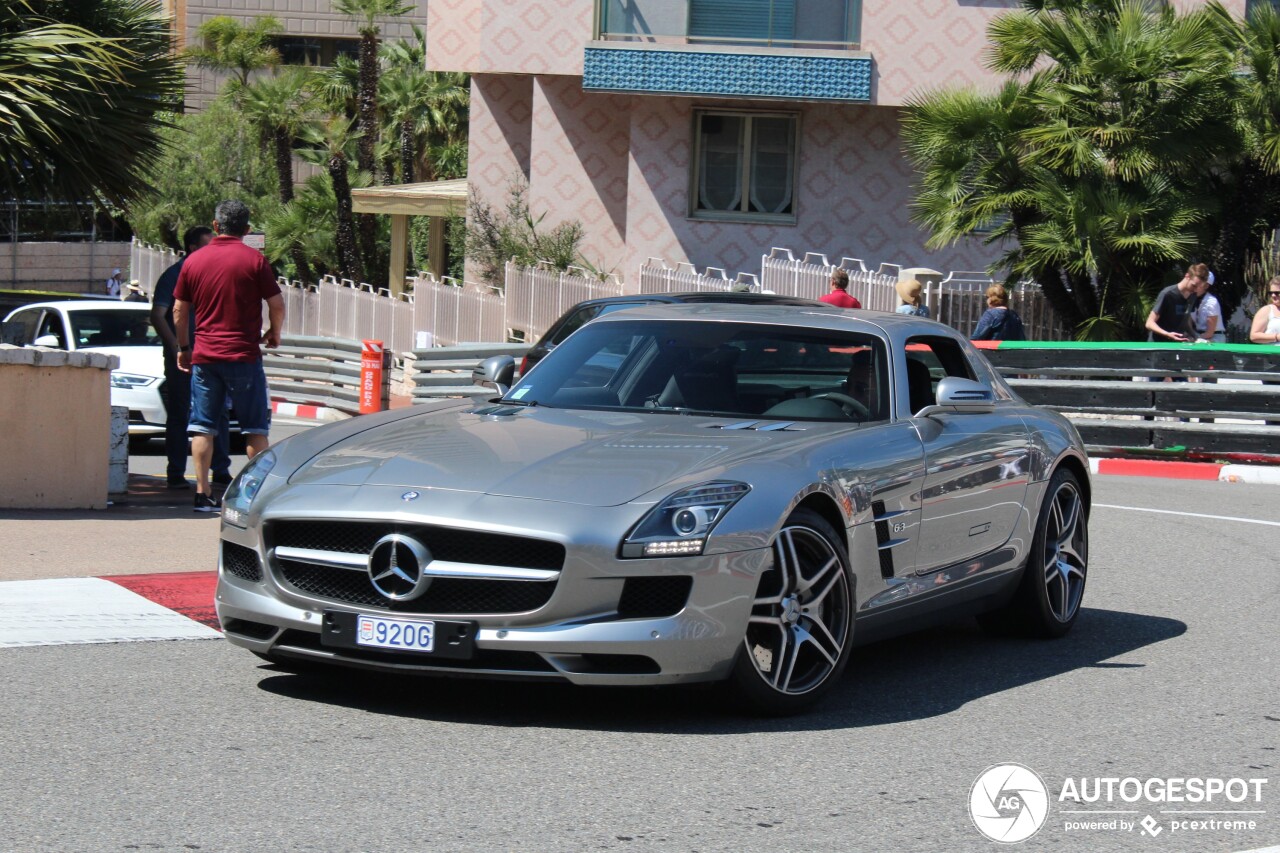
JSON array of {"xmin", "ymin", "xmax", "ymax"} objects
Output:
[{"xmin": 428, "ymin": 0, "xmax": 1248, "ymax": 285}]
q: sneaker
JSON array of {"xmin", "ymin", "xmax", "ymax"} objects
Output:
[
  {"xmin": 212, "ymin": 471, "xmax": 233, "ymax": 487},
  {"xmin": 166, "ymin": 478, "xmax": 191, "ymax": 490},
  {"xmin": 194, "ymin": 492, "xmax": 222, "ymax": 513}
]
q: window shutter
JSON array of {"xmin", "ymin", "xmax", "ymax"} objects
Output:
[{"xmin": 689, "ymin": 0, "xmax": 794, "ymax": 42}]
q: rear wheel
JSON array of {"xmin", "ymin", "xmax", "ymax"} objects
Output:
[
  {"xmin": 979, "ymin": 467, "xmax": 1088, "ymax": 638},
  {"xmin": 727, "ymin": 508, "xmax": 855, "ymax": 715}
]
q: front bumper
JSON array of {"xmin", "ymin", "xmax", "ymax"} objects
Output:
[
  {"xmin": 111, "ymin": 382, "xmax": 166, "ymax": 435},
  {"xmin": 215, "ymin": 489, "xmax": 772, "ymax": 686}
]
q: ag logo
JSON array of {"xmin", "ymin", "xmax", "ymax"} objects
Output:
[{"xmin": 969, "ymin": 763, "xmax": 1049, "ymax": 843}]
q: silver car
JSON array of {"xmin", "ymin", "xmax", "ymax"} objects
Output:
[{"xmin": 217, "ymin": 305, "xmax": 1090, "ymax": 714}]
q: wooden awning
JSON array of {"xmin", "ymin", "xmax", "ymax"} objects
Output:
[{"xmin": 350, "ymin": 178, "xmax": 468, "ymax": 217}]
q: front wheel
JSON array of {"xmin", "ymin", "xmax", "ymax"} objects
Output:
[
  {"xmin": 727, "ymin": 508, "xmax": 855, "ymax": 715},
  {"xmin": 979, "ymin": 467, "xmax": 1088, "ymax": 638}
]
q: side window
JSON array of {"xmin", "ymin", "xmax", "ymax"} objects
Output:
[
  {"xmin": 549, "ymin": 306, "xmax": 604, "ymax": 346},
  {"xmin": 904, "ymin": 336, "xmax": 975, "ymax": 414},
  {"xmin": 5, "ymin": 309, "xmax": 41, "ymax": 345},
  {"xmin": 36, "ymin": 312, "xmax": 68, "ymax": 349}
]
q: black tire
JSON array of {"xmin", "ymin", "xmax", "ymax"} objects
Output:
[
  {"xmin": 978, "ymin": 467, "xmax": 1088, "ymax": 638},
  {"xmin": 726, "ymin": 508, "xmax": 855, "ymax": 715}
]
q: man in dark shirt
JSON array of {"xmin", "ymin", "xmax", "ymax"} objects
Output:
[
  {"xmin": 174, "ymin": 201, "xmax": 285, "ymax": 512},
  {"xmin": 149, "ymin": 226, "xmax": 232, "ymax": 490},
  {"xmin": 1145, "ymin": 264, "xmax": 1206, "ymax": 342}
]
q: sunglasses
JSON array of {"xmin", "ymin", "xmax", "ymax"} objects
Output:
[{"xmin": 1270, "ymin": 291, "xmax": 1280, "ymax": 298}]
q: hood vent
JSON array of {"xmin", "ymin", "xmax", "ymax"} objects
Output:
[{"xmin": 700, "ymin": 421, "xmax": 806, "ymax": 432}]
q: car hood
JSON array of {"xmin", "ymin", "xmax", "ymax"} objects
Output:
[
  {"xmin": 289, "ymin": 405, "xmax": 830, "ymax": 506},
  {"xmin": 86, "ymin": 345, "xmax": 163, "ymax": 378}
]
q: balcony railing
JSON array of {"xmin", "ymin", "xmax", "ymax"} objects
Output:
[{"xmin": 597, "ymin": 0, "xmax": 862, "ymax": 50}]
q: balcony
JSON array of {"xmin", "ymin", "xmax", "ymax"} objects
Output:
[{"xmin": 584, "ymin": 0, "xmax": 870, "ymax": 102}]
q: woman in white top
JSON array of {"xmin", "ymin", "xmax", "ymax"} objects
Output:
[
  {"xmin": 1250, "ymin": 275, "xmax": 1280, "ymax": 344},
  {"xmin": 1192, "ymin": 271, "xmax": 1226, "ymax": 342}
]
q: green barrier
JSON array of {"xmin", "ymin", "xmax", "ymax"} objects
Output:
[{"xmin": 989, "ymin": 340, "xmax": 1277, "ymax": 353}]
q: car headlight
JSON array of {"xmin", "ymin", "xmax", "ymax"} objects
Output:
[
  {"xmin": 221, "ymin": 450, "xmax": 277, "ymax": 528},
  {"xmin": 621, "ymin": 481, "xmax": 750, "ymax": 558},
  {"xmin": 110, "ymin": 372, "xmax": 158, "ymax": 389}
]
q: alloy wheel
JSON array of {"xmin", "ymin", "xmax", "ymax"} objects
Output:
[
  {"xmin": 744, "ymin": 524, "xmax": 851, "ymax": 695},
  {"xmin": 1043, "ymin": 480, "xmax": 1087, "ymax": 623}
]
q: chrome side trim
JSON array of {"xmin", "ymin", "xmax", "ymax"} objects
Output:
[
  {"xmin": 877, "ymin": 538, "xmax": 908, "ymax": 551},
  {"xmin": 272, "ymin": 545, "xmax": 559, "ymax": 581}
]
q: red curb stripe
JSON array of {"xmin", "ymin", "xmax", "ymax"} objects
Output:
[
  {"xmin": 296, "ymin": 404, "xmax": 319, "ymax": 419},
  {"xmin": 1094, "ymin": 459, "xmax": 1222, "ymax": 480},
  {"xmin": 970, "ymin": 340, "xmax": 1001, "ymax": 350},
  {"xmin": 105, "ymin": 571, "xmax": 221, "ymax": 630}
]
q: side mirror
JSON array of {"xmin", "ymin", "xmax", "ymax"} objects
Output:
[
  {"xmin": 32, "ymin": 334, "xmax": 62, "ymax": 349},
  {"xmin": 916, "ymin": 377, "xmax": 996, "ymax": 417},
  {"xmin": 473, "ymin": 355, "xmax": 516, "ymax": 395}
]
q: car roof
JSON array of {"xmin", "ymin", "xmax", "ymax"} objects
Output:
[
  {"xmin": 586, "ymin": 302, "xmax": 959, "ymax": 339},
  {"xmin": 567, "ymin": 292, "xmax": 823, "ymax": 309},
  {"xmin": 7, "ymin": 300, "xmax": 148, "ymax": 316}
]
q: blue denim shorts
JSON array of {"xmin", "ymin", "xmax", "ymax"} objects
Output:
[{"xmin": 190, "ymin": 361, "xmax": 271, "ymax": 436}]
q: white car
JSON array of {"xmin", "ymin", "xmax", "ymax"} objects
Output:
[{"xmin": 3, "ymin": 300, "xmax": 168, "ymax": 436}]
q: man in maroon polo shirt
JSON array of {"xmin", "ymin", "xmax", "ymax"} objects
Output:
[{"xmin": 174, "ymin": 200, "xmax": 285, "ymax": 512}]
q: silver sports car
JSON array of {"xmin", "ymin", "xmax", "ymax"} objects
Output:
[{"xmin": 217, "ymin": 305, "xmax": 1090, "ymax": 714}]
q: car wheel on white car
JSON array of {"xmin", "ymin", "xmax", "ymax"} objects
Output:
[
  {"xmin": 979, "ymin": 467, "xmax": 1088, "ymax": 638},
  {"xmin": 728, "ymin": 508, "xmax": 855, "ymax": 715}
]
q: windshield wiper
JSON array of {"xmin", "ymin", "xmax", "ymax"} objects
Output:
[{"xmin": 498, "ymin": 398, "xmax": 539, "ymax": 407}]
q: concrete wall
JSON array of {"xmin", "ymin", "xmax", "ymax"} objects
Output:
[
  {"xmin": 0, "ymin": 243, "xmax": 132, "ymax": 294},
  {"xmin": 0, "ymin": 346, "xmax": 117, "ymax": 510}
]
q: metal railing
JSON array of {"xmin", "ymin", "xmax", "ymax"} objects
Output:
[
  {"xmin": 264, "ymin": 335, "xmax": 373, "ymax": 413},
  {"xmin": 983, "ymin": 342, "xmax": 1280, "ymax": 456},
  {"xmin": 410, "ymin": 343, "xmax": 531, "ymax": 401}
]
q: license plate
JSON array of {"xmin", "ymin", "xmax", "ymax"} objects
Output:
[
  {"xmin": 321, "ymin": 610, "xmax": 476, "ymax": 659},
  {"xmin": 356, "ymin": 614, "xmax": 435, "ymax": 652}
]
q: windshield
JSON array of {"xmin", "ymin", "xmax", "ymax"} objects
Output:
[
  {"xmin": 70, "ymin": 309, "xmax": 159, "ymax": 348},
  {"xmin": 505, "ymin": 319, "xmax": 890, "ymax": 423}
]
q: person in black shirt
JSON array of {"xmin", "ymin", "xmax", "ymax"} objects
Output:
[
  {"xmin": 1145, "ymin": 263, "xmax": 1206, "ymax": 342},
  {"xmin": 149, "ymin": 226, "xmax": 232, "ymax": 489}
]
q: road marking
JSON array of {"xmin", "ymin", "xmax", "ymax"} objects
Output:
[
  {"xmin": 1095, "ymin": 503, "xmax": 1280, "ymax": 527},
  {"xmin": 0, "ymin": 576, "xmax": 221, "ymax": 647}
]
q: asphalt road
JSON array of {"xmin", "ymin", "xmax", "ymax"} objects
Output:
[{"xmin": 1, "ymin": 473, "xmax": 1277, "ymax": 852}]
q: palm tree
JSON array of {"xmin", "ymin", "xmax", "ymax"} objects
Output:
[
  {"xmin": 264, "ymin": 176, "xmax": 340, "ymax": 281},
  {"xmin": 183, "ymin": 15, "xmax": 282, "ymax": 97},
  {"xmin": 904, "ymin": 0, "xmax": 1239, "ymax": 338},
  {"xmin": 243, "ymin": 69, "xmax": 318, "ymax": 282},
  {"xmin": 301, "ymin": 116, "xmax": 364, "ymax": 282},
  {"xmin": 333, "ymin": 0, "xmax": 411, "ymax": 177},
  {"xmin": 381, "ymin": 30, "xmax": 469, "ymax": 183},
  {"xmin": 0, "ymin": 0, "xmax": 183, "ymax": 205}
]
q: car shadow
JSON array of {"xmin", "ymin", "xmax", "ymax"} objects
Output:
[{"xmin": 252, "ymin": 607, "xmax": 1186, "ymax": 733}]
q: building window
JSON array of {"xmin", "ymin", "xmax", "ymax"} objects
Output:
[
  {"xmin": 274, "ymin": 36, "xmax": 360, "ymax": 67},
  {"xmin": 691, "ymin": 111, "xmax": 798, "ymax": 222}
]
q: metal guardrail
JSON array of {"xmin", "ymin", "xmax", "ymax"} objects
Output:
[
  {"xmin": 983, "ymin": 343, "xmax": 1280, "ymax": 456},
  {"xmin": 410, "ymin": 343, "xmax": 531, "ymax": 401},
  {"xmin": 264, "ymin": 335, "xmax": 367, "ymax": 412}
]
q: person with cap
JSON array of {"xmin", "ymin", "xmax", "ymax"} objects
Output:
[
  {"xmin": 123, "ymin": 280, "xmax": 148, "ymax": 303},
  {"xmin": 105, "ymin": 269, "xmax": 124, "ymax": 298},
  {"xmin": 1192, "ymin": 271, "xmax": 1226, "ymax": 342},
  {"xmin": 820, "ymin": 269, "xmax": 862, "ymax": 309}
]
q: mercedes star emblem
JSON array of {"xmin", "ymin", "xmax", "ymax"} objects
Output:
[{"xmin": 367, "ymin": 534, "xmax": 433, "ymax": 601}]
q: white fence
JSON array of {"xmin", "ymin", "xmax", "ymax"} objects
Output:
[{"xmin": 130, "ymin": 237, "xmax": 1069, "ymax": 353}]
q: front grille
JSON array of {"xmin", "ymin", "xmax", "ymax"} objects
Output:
[
  {"xmin": 267, "ymin": 520, "xmax": 565, "ymax": 571},
  {"xmin": 275, "ymin": 630, "xmax": 558, "ymax": 673},
  {"xmin": 618, "ymin": 576, "xmax": 692, "ymax": 618},
  {"xmin": 277, "ymin": 560, "xmax": 557, "ymax": 614},
  {"xmin": 222, "ymin": 541, "xmax": 263, "ymax": 581},
  {"xmin": 128, "ymin": 409, "xmax": 146, "ymax": 424}
]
